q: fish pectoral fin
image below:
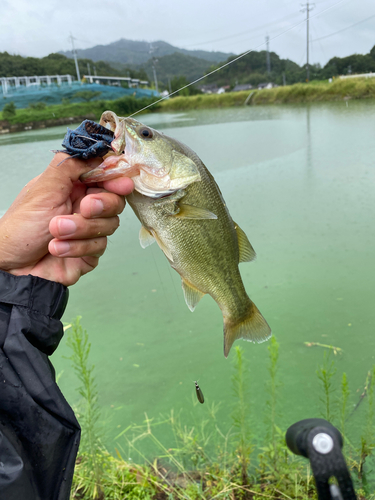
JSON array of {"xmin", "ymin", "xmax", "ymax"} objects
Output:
[
  {"xmin": 153, "ymin": 231, "xmax": 174, "ymax": 262},
  {"xmin": 174, "ymin": 204, "xmax": 218, "ymax": 220},
  {"xmin": 181, "ymin": 279, "xmax": 205, "ymax": 312},
  {"xmin": 139, "ymin": 226, "xmax": 156, "ymax": 248},
  {"xmin": 223, "ymin": 301, "xmax": 271, "ymax": 357},
  {"xmin": 233, "ymin": 222, "xmax": 256, "ymax": 262}
]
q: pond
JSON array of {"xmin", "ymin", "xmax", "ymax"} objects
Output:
[{"xmin": 1, "ymin": 100, "xmax": 375, "ymax": 454}]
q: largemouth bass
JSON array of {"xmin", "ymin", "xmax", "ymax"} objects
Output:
[{"xmin": 81, "ymin": 111, "xmax": 271, "ymax": 356}]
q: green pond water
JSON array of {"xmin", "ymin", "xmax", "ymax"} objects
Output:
[{"xmin": 1, "ymin": 101, "xmax": 375, "ymax": 456}]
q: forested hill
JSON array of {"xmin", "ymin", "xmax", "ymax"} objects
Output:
[
  {"xmin": 0, "ymin": 52, "xmax": 147, "ymax": 80},
  {"xmin": 203, "ymin": 45, "xmax": 375, "ymax": 87},
  {"xmin": 1, "ymin": 44, "xmax": 375, "ymax": 92}
]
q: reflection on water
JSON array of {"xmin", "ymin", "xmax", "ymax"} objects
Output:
[{"xmin": 2, "ymin": 100, "xmax": 375, "ymax": 452}]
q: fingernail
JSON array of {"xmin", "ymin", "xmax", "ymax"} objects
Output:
[
  {"xmin": 58, "ymin": 218, "xmax": 77, "ymax": 236},
  {"xmin": 53, "ymin": 241, "xmax": 71, "ymax": 255},
  {"xmin": 90, "ymin": 199, "xmax": 104, "ymax": 216}
]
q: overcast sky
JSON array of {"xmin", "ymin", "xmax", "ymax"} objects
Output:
[{"xmin": 1, "ymin": 0, "xmax": 374, "ymax": 67}]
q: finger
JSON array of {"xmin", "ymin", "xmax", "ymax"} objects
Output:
[
  {"xmin": 79, "ymin": 192, "xmax": 126, "ymax": 219},
  {"xmin": 48, "ymin": 236, "xmax": 108, "ymax": 258},
  {"xmin": 49, "ymin": 215, "xmax": 119, "ymax": 240},
  {"xmin": 100, "ymin": 177, "xmax": 135, "ymax": 196},
  {"xmin": 47, "ymin": 153, "xmax": 102, "ymax": 182}
]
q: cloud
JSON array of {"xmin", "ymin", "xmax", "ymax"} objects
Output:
[{"xmin": 0, "ymin": 0, "xmax": 374, "ymax": 65}]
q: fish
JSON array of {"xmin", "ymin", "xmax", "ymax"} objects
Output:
[
  {"xmin": 81, "ymin": 111, "xmax": 271, "ymax": 357},
  {"xmin": 194, "ymin": 381, "xmax": 204, "ymax": 404}
]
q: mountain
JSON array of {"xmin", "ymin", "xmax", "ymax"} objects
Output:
[
  {"xmin": 142, "ymin": 52, "xmax": 215, "ymax": 87},
  {"xmin": 59, "ymin": 38, "xmax": 232, "ymax": 66}
]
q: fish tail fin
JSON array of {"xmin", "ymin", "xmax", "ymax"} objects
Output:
[{"xmin": 223, "ymin": 301, "xmax": 271, "ymax": 358}]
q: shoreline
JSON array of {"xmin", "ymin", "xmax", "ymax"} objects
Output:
[{"xmin": 1, "ymin": 78, "xmax": 374, "ymax": 135}]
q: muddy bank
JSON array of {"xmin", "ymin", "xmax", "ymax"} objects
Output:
[{"xmin": 0, "ymin": 114, "xmax": 95, "ymax": 134}]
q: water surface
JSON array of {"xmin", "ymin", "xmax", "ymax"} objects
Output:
[{"xmin": 1, "ymin": 101, "xmax": 374, "ymax": 452}]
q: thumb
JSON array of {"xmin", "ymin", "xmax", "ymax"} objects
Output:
[{"xmin": 22, "ymin": 153, "xmax": 102, "ymax": 207}]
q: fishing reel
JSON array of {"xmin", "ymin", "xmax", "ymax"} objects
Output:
[{"xmin": 286, "ymin": 418, "xmax": 357, "ymax": 500}]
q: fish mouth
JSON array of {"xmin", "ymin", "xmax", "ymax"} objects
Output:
[{"xmin": 80, "ymin": 112, "xmax": 200, "ymax": 197}]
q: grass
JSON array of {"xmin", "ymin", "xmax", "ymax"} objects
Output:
[
  {"xmin": 159, "ymin": 77, "xmax": 375, "ymax": 111},
  {"xmin": 64, "ymin": 318, "xmax": 375, "ymax": 499},
  {"xmin": 0, "ymin": 95, "xmax": 160, "ymax": 125}
]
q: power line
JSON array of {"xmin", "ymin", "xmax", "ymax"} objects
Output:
[
  {"xmin": 183, "ymin": 12, "xmax": 301, "ymax": 49},
  {"xmin": 312, "ymin": 12, "xmax": 375, "ymax": 42},
  {"xmin": 130, "ymin": 0, "xmax": 348, "ymax": 117}
]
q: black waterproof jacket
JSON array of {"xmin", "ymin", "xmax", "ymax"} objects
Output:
[{"xmin": 0, "ymin": 270, "xmax": 80, "ymax": 500}]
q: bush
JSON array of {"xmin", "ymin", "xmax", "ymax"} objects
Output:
[
  {"xmin": 2, "ymin": 101, "xmax": 16, "ymax": 120},
  {"xmin": 28, "ymin": 102, "xmax": 47, "ymax": 110}
]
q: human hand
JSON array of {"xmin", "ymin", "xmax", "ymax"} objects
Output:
[{"xmin": 0, "ymin": 153, "xmax": 134, "ymax": 286}]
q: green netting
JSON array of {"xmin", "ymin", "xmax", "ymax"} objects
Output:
[{"xmin": 0, "ymin": 82, "xmax": 158, "ymax": 111}]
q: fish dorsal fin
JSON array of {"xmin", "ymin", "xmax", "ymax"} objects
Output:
[
  {"xmin": 153, "ymin": 231, "xmax": 174, "ymax": 262},
  {"xmin": 139, "ymin": 226, "xmax": 156, "ymax": 248},
  {"xmin": 181, "ymin": 278, "xmax": 205, "ymax": 312},
  {"xmin": 174, "ymin": 204, "xmax": 218, "ymax": 220},
  {"xmin": 233, "ymin": 222, "xmax": 256, "ymax": 262}
]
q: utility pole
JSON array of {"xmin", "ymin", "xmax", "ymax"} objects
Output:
[
  {"xmin": 301, "ymin": 3, "xmax": 314, "ymax": 82},
  {"xmin": 149, "ymin": 43, "xmax": 159, "ymax": 92},
  {"xmin": 69, "ymin": 33, "xmax": 81, "ymax": 83},
  {"xmin": 266, "ymin": 35, "xmax": 271, "ymax": 74}
]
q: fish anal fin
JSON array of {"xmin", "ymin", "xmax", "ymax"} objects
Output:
[
  {"xmin": 181, "ymin": 279, "xmax": 205, "ymax": 312},
  {"xmin": 174, "ymin": 204, "xmax": 218, "ymax": 220},
  {"xmin": 139, "ymin": 226, "xmax": 156, "ymax": 249},
  {"xmin": 233, "ymin": 222, "xmax": 256, "ymax": 262},
  {"xmin": 223, "ymin": 301, "xmax": 271, "ymax": 357}
]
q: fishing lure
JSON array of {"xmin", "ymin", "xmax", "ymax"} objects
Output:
[
  {"xmin": 58, "ymin": 119, "xmax": 114, "ymax": 159},
  {"xmin": 194, "ymin": 381, "xmax": 204, "ymax": 404}
]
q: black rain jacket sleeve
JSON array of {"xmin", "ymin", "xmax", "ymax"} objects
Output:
[{"xmin": 0, "ymin": 270, "xmax": 80, "ymax": 500}]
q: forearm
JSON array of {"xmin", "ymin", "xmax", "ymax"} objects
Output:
[{"xmin": 0, "ymin": 270, "xmax": 79, "ymax": 500}]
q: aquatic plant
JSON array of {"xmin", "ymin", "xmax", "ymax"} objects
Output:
[
  {"xmin": 316, "ymin": 351, "xmax": 337, "ymax": 423},
  {"xmin": 231, "ymin": 346, "xmax": 253, "ymax": 486},
  {"xmin": 66, "ymin": 317, "xmax": 107, "ymax": 499}
]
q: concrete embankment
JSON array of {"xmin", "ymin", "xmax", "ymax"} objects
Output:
[{"xmin": 0, "ymin": 114, "xmax": 95, "ymax": 134}]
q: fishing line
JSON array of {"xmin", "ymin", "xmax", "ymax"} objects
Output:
[{"xmin": 128, "ymin": 0, "xmax": 348, "ymax": 118}]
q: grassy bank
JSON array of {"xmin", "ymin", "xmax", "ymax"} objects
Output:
[
  {"xmin": 65, "ymin": 318, "xmax": 375, "ymax": 500},
  {"xmin": 159, "ymin": 77, "xmax": 375, "ymax": 111}
]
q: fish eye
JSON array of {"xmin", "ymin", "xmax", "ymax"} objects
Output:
[{"xmin": 139, "ymin": 127, "xmax": 153, "ymax": 139}]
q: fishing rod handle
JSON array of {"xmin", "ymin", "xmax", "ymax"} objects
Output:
[
  {"xmin": 286, "ymin": 418, "xmax": 343, "ymax": 457},
  {"xmin": 286, "ymin": 419, "xmax": 356, "ymax": 500}
]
